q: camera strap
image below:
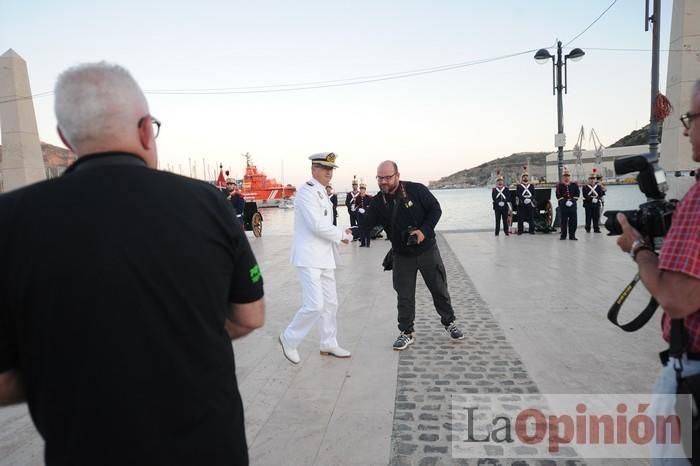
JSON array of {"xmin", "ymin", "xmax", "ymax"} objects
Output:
[
  {"xmin": 607, "ymin": 273, "xmax": 660, "ymax": 332},
  {"xmin": 390, "ymin": 194, "xmax": 400, "ymax": 237},
  {"xmin": 609, "ymin": 278, "xmax": 700, "ymax": 364}
]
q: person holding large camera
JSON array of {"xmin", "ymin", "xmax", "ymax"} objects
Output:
[
  {"xmin": 359, "ymin": 161, "xmax": 465, "ymax": 350},
  {"xmin": 556, "ymin": 167, "xmax": 580, "ymax": 240},
  {"xmin": 616, "ymin": 80, "xmax": 700, "ymax": 465}
]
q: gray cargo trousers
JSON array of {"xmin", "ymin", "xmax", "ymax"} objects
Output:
[{"xmin": 392, "ymin": 242, "xmax": 455, "ymax": 333}]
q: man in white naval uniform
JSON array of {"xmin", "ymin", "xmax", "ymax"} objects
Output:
[{"xmin": 279, "ymin": 152, "xmax": 354, "ymax": 364}]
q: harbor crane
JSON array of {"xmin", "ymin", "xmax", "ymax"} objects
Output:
[
  {"xmin": 572, "ymin": 125, "xmax": 586, "ymax": 182},
  {"xmin": 589, "ymin": 128, "xmax": 605, "ymax": 177}
]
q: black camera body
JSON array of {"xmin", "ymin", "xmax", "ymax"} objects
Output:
[
  {"xmin": 604, "ymin": 153, "xmax": 676, "ymax": 249},
  {"xmin": 604, "ymin": 199, "xmax": 676, "ymax": 239},
  {"xmin": 404, "ymin": 227, "xmax": 419, "ymax": 246}
]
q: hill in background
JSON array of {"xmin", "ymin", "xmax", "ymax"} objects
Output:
[
  {"xmin": 429, "ymin": 125, "xmax": 659, "ymax": 188},
  {"xmin": 0, "ymin": 142, "xmax": 77, "ymax": 170},
  {"xmin": 608, "ymin": 123, "xmax": 661, "ymax": 148},
  {"xmin": 428, "ymin": 152, "xmax": 549, "ymax": 188}
]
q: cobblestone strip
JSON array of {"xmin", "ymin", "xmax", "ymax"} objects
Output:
[{"xmin": 389, "ymin": 234, "xmax": 585, "ymax": 466}]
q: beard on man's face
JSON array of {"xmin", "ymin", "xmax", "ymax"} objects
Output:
[{"xmin": 379, "ymin": 179, "xmax": 397, "ymax": 193}]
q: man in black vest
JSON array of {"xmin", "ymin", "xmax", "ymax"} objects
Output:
[
  {"xmin": 582, "ymin": 170, "xmax": 604, "ymax": 233},
  {"xmin": 556, "ymin": 168, "xmax": 580, "ymax": 240},
  {"xmin": 359, "ymin": 161, "xmax": 465, "ymax": 350},
  {"xmin": 492, "ymin": 174, "xmax": 510, "ymax": 236},
  {"xmin": 0, "ymin": 62, "xmax": 265, "ymax": 466},
  {"xmin": 516, "ymin": 170, "xmax": 535, "ymax": 235}
]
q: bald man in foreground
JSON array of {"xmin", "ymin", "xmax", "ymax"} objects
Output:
[{"xmin": 0, "ymin": 62, "xmax": 264, "ymax": 465}]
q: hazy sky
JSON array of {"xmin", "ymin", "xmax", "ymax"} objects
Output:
[{"xmin": 2, "ymin": 0, "xmax": 672, "ymax": 188}]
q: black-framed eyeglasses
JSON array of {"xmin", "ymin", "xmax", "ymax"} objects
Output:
[
  {"xmin": 376, "ymin": 173, "xmax": 397, "ymax": 182},
  {"xmin": 138, "ymin": 115, "xmax": 161, "ymax": 138},
  {"xmin": 681, "ymin": 111, "xmax": 700, "ymax": 130}
]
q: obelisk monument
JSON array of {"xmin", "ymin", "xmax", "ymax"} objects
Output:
[
  {"xmin": 0, "ymin": 49, "xmax": 46, "ymax": 192},
  {"xmin": 660, "ymin": 0, "xmax": 700, "ymax": 198}
]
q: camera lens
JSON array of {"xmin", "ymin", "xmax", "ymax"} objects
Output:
[{"xmin": 604, "ymin": 210, "xmax": 638, "ymax": 236}]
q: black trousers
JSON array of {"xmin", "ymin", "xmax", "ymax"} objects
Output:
[
  {"xmin": 392, "ymin": 243, "xmax": 455, "ymax": 333},
  {"xmin": 560, "ymin": 204, "xmax": 578, "ymax": 239},
  {"xmin": 584, "ymin": 203, "xmax": 600, "ymax": 232},
  {"xmin": 357, "ymin": 213, "xmax": 370, "ymax": 246},
  {"xmin": 494, "ymin": 208, "xmax": 508, "ymax": 235},
  {"xmin": 348, "ymin": 211, "xmax": 358, "ymax": 227},
  {"xmin": 517, "ymin": 204, "xmax": 535, "ymax": 234}
]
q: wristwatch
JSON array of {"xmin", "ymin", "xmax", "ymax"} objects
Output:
[{"xmin": 630, "ymin": 239, "xmax": 653, "ymax": 261}]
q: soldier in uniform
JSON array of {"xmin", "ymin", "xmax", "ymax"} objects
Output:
[
  {"xmin": 516, "ymin": 168, "xmax": 535, "ymax": 235},
  {"xmin": 582, "ymin": 168, "xmax": 605, "ymax": 233},
  {"xmin": 556, "ymin": 167, "xmax": 580, "ymax": 240},
  {"xmin": 279, "ymin": 152, "xmax": 354, "ymax": 365},
  {"xmin": 596, "ymin": 171, "xmax": 607, "ymax": 225},
  {"xmin": 356, "ymin": 181, "xmax": 373, "ymax": 247},
  {"xmin": 345, "ymin": 177, "xmax": 360, "ymax": 228},
  {"xmin": 492, "ymin": 173, "xmax": 510, "ymax": 236},
  {"xmin": 326, "ymin": 184, "xmax": 338, "ymax": 226},
  {"xmin": 227, "ymin": 180, "xmax": 246, "ymax": 222}
]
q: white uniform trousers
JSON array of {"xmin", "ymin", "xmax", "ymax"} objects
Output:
[{"xmin": 282, "ymin": 267, "xmax": 339, "ymax": 349}]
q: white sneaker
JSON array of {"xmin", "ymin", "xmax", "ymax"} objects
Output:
[
  {"xmin": 319, "ymin": 346, "xmax": 351, "ymax": 358},
  {"xmin": 279, "ymin": 333, "xmax": 300, "ymax": 364}
]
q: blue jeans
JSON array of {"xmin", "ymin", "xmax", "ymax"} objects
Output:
[{"xmin": 651, "ymin": 356, "xmax": 700, "ymax": 466}]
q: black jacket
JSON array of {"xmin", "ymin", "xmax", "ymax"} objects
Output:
[
  {"xmin": 516, "ymin": 183, "xmax": 535, "ymax": 207},
  {"xmin": 556, "ymin": 182, "xmax": 580, "ymax": 207},
  {"xmin": 582, "ymin": 184, "xmax": 604, "ymax": 206},
  {"xmin": 359, "ymin": 181, "xmax": 441, "ymax": 256},
  {"xmin": 492, "ymin": 186, "xmax": 510, "ymax": 210}
]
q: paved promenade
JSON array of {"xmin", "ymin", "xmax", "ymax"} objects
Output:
[{"xmin": 0, "ymin": 229, "xmax": 664, "ymax": 465}]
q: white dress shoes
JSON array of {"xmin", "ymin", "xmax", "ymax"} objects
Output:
[
  {"xmin": 279, "ymin": 333, "xmax": 300, "ymax": 364},
  {"xmin": 319, "ymin": 346, "xmax": 351, "ymax": 358}
]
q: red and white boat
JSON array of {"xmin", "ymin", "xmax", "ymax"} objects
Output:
[{"xmin": 239, "ymin": 152, "xmax": 296, "ymax": 208}]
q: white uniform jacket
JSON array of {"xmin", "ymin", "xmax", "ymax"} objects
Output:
[{"xmin": 290, "ymin": 178, "xmax": 344, "ymax": 269}]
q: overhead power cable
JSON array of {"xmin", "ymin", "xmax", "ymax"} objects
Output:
[
  {"xmin": 565, "ymin": 0, "xmax": 618, "ymax": 47},
  {"xmin": 143, "ymin": 49, "xmax": 537, "ymax": 95},
  {"xmin": 583, "ymin": 47, "xmax": 700, "ymax": 52},
  {"xmin": 0, "ymin": 90, "xmax": 53, "ymax": 105},
  {"xmin": 0, "ymin": 49, "xmax": 536, "ymax": 103}
]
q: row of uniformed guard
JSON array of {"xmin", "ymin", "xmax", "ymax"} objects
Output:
[
  {"xmin": 491, "ymin": 167, "xmax": 606, "ymax": 239},
  {"xmin": 341, "ymin": 178, "xmax": 373, "ymax": 247}
]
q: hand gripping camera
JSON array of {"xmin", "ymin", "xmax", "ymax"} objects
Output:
[
  {"xmin": 603, "ymin": 153, "xmax": 677, "ymax": 251},
  {"xmin": 404, "ymin": 227, "xmax": 419, "ymax": 246}
]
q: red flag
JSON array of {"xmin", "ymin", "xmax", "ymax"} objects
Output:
[{"xmin": 216, "ymin": 165, "xmax": 226, "ymax": 188}]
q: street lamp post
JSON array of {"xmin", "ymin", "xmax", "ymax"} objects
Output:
[{"xmin": 534, "ymin": 41, "xmax": 585, "ymax": 182}]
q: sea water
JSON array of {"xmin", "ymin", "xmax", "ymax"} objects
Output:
[{"xmin": 255, "ymin": 184, "xmax": 648, "ymax": 236}]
